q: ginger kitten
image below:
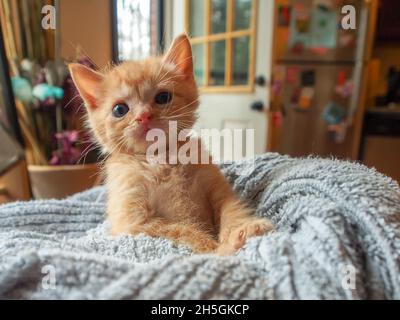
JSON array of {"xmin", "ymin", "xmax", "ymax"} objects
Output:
[{"xmin": 69, "ymin": 34, "xmax": 273, "ymax": 255}]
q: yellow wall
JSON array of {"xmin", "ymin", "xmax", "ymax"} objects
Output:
[{"xmin": 59, "ymin": 0, "xmax": 112, "ymax": 68}]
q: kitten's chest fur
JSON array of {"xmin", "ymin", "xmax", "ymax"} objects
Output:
[{"xmin": 106, "ymin": 155, "xmax": 215, "ymax": 229}]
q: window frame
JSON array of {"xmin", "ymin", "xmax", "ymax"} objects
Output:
[{"xmin": 185, "ymin": 0, "xmax": 257, "ymax": 93}]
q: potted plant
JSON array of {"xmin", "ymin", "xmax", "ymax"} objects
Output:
[
  {"xmin": 0, "ymin": 0, "xmax": 101, "ymax": 199},
  {"xmin": 11, "ymin": 55, "xmax": 101, "ymax": 199}
]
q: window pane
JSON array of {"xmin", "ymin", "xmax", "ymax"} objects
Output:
[
  {"xmin": 234, "ymin": 0, "xmax": 252, "ymax": 30},
  {"xmin": 210, "ymin": 40, "xmax": 226, "ymax": 86},
  {"xmin": 189, "ymin": 0, "xmax": 205, "ymax": 37},
  {"xmin": 192, "ymin": 44, "xmax": 205, "ymax": 86},
  {"xmin": 211, "ymin": 0, "xmax": 227, "ymax": 34},
  {"xmin": 232, "ymin": 36, "xmax": 250, "ymax": 85},
  {"xmin": 117, "ymin": 0, "xmax": 151, "ymax": 61}
]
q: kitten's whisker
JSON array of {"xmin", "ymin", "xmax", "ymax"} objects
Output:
[
  {"xmin": 77, "ymin": 143, "xmax": 98, "ymax": 165},
  {"xmin": 176, "ymin": 119, "xmax": 194, "ymax": 124},
  {"xmin": 98, "ymin": 139, "xmax": 124, "ymax": 167},
  {"xmin": 170, "ymin": 97, "xmax": 198, "ymax": 111},
  {"xmin": 157, "ymin": 74, "xmax": 183, "ymax": 86},
  {"xmin": 107, "ymin": 138, "xmax": 125, "ymax": 156},
  {"xmin": 76, "ymin": 45, "xmax": 99, "ymax": 70},
  {"xmin": 161, "ymin": 99, "xmax": 198, "ymax": 117},
  {"xmin": 96, "ymin": 150, "xmax": 107, "ymax": 166},
  {"xmin": 160, "ymin": 111, "xmax": 197, "ymax": 120},
  {"xmin": 165, "ymin": 88, "xmax": 176, "ymax": 113},
  {"xmin": 154, "ymin": 53, "xmax": 169, "ymax": 82},
  {"xmin": 176, "ymin": 122, "xmax": 194, "ymax": 128},
  {"xmin": 156, "ymin": 72, "xmax": 178, "ymax": 83},
  {"xmin": 80, "ymin": 142, "xmax": 96, "ymax": 155},
  {"xmin": 117, "ymin": 139, "xmax": 127, "ymax": 155},
  {"xmin": 159, "ymin": 88, "xmax": 176, "ymax": 116},
  {"xmin": 97, "ymin": 149, "xmax": 112, "ymax": 169},
  {"xmin": 81, "ymin": 146, "xmax": 98, "ymax": 165},
  {"xmin": 75, "ymin": 102, "xmax": 85, "ymax": 115},
  {"xmin": 166, "ymin": 109, "xmax": 197, "ymax": 117},
  {"xmin": 64, "ymin": 94, "xmax": 82, "ymax": 110},
  {"xmin": 99, "ymin": 137, "xmax": 124, "ymax": 159}
]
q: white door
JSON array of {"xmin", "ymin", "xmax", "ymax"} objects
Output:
[{"xmin": 167, "ymin": 0, "xmax": 274, "ymax": 158}]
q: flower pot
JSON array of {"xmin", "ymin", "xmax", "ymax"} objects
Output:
[{"xmin": 28, "ymin": 164, "xmax": 101, "ymax": 199}]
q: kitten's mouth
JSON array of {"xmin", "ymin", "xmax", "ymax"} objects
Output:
[
  {"xmin": 125, "ymin": 123, "xmax": 157, "ymax": 141},
  {"xmin": 137, "ymin": 126, "xmax": 150, "ymax": 139},
  {"xmin": 141, "ymin": 125, "xmax": 151, "ymax": 135}
]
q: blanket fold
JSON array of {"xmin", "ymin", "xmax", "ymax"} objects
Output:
[{"xmin": 0, "ymin": 153, "xmax": 399, "ymax": 299}]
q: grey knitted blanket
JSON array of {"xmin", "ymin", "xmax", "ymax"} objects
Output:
[{"xmin": 1, "ymin": 153, "xmax": 399, "ymax": 299}]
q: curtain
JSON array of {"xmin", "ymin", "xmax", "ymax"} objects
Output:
[{"xmin": 0, "ymin": 0, "xmax": 55, "ymax": 75}]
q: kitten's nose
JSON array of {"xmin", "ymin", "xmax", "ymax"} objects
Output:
[{"xmin": 135, "ymin": 112, "xmax": 152, "ymax": 125}]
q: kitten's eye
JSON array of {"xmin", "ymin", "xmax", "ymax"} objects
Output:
[
  {"xmin": 155, "ymin": 91, "xmax": 172, "ymax": 105},
  {"xmin": 112, "ymin": 103, "xmax": 130, "ymax": 118}
]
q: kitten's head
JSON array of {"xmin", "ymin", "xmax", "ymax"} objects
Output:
[{"xmin": 69, "ymin": 34, "xmax": 198, "ymax": 156}]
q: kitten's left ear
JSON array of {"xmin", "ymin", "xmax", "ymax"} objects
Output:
[
  {"xmin": 163, "ymin": 34, "xmax": 193, "ymax": 79},
  {"xmin": 68, "ymin": 63, "xmax": 104, "ymax": 109}
]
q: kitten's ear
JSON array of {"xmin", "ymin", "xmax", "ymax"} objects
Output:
[
  {"xmin": 163, "ymin": 34, "xmax": 193, "ymax": 78},
  {"xmin": 68, "ymin": 63, "xmax": 104, "ymax": 108}
]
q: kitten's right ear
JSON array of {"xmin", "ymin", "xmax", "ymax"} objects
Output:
[
  {"xmin": 68, "ymin": 63, "xmax": 104, "ymax": 108},
  {"xmin": 163, "ymin": 34, "xmax": 193, "ymax": 79}
]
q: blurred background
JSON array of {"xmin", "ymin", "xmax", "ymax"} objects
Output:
[{"xmin": 0, "ymin": 0, "xmax": 399, "ymax": 203}]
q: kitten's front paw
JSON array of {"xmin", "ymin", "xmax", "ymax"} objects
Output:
[
  {"xmin": 217, "ymin": 218, "xmax": 273, "ymax": 256},
  {"xmin": 191, "ymin": 237, "xmax": 219, "ymax": 253}
]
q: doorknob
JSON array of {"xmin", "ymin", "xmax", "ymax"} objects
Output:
[
  {"xmin": 254, "ymin": 75, "xmax": 266, "ymax": 87},
  {"xmin": 250, "ymin": 100, "xmax": 264, "ymax": 112}
]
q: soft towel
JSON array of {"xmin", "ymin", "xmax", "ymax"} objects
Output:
[{"xmin": 0, "ymin": 153, "xmax": 399, "ymax": 299}]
